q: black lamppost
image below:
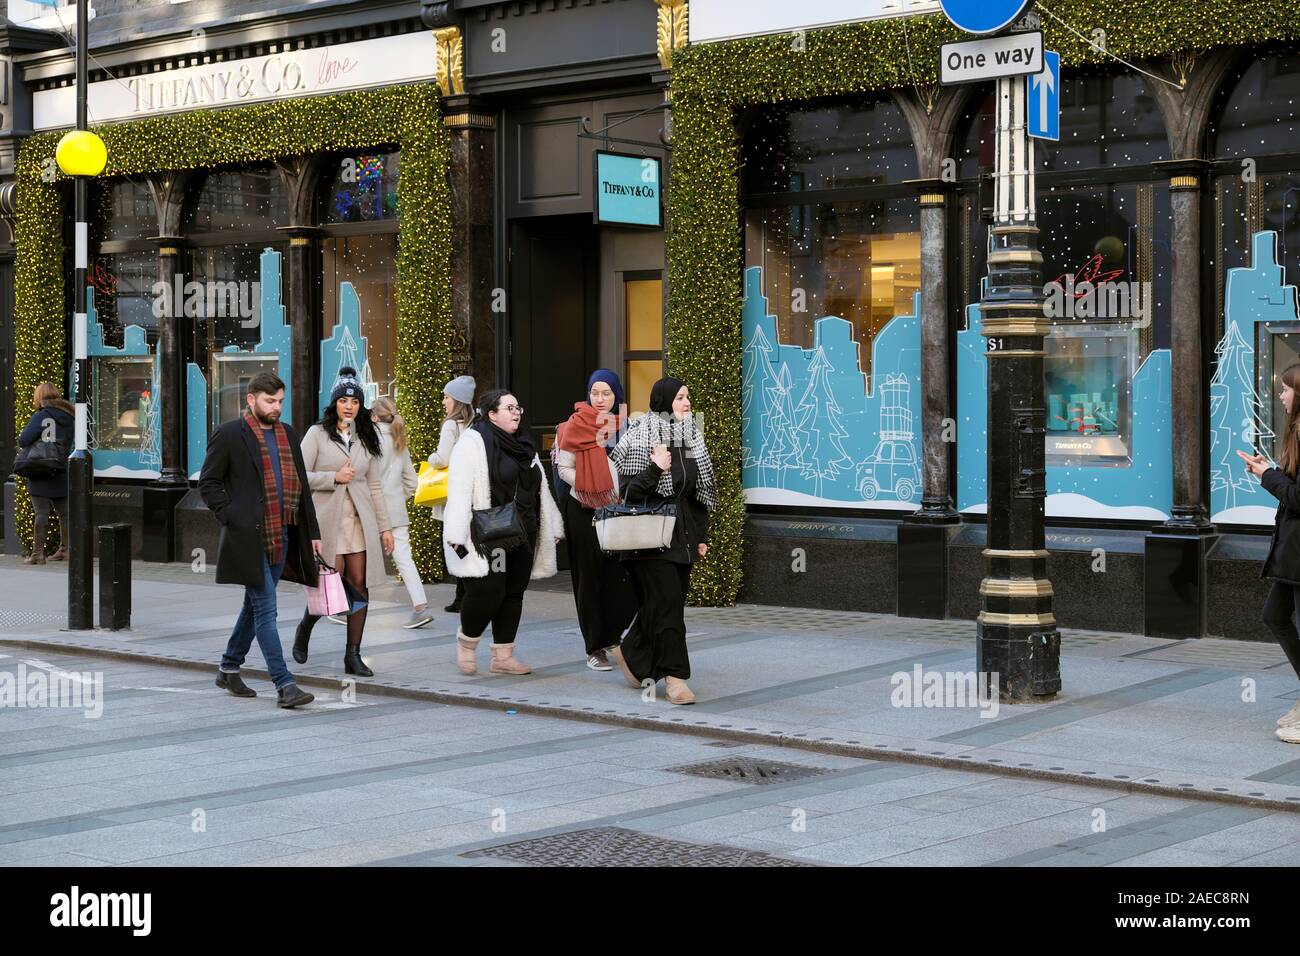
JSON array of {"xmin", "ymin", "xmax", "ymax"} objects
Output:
[
  {"xmin": 976, "ymin": 11, "xmax": 1061, "ymax": 701},
  {"xmin": 55, "ymin": 0, "xmax": 106, "ymax": 630}
]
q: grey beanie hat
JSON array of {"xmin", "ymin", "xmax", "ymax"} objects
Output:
[{"xmin": 444, "ymin": 375, "xmax": 476, "ymax": 406}]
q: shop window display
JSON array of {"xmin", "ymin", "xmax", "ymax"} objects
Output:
[
  {"xmin": 322, "ymin": 150, "xmax": 399, "ymax": 223},
  {"xmin": 954, "ymin": 71, "xmax": 1174, "ymax": 519},
  {"xmin": 321, "ymin": 233, "xmax": 398, "ymax": 404},
  {"xmin": 1208, "ymin": 49, "xmax": 1300, "ymax": 524}
]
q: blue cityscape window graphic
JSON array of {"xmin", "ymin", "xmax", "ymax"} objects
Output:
[{"xmin": 741, "ymin": 265, "xmax": 922, "ymax": 507}]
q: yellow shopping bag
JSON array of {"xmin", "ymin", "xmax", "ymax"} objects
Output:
[{"xmin": 414, "ymin": 461, "xmax": 449, "ymax": 506}]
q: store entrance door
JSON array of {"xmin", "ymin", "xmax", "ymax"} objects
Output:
[{"xmin": 508, "ymin": 215, "xmax": 598, "ymax": 454}]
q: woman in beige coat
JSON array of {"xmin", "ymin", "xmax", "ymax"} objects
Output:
[{"xmin": 292, "ymin": 368, "xmax": 394, "ymax": 677}]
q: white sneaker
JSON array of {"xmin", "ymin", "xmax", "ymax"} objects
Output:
[
  {"xmin": 1277, "ymin": 724, "xmax": 1300, "ymax": 744},
  {"xmin": 587, "ymin": 650, "xmax": 613, "ymax": 671},
  {"xmin": 1277, "ymin": 701, "xmax": 1300, "ymax": 728}
]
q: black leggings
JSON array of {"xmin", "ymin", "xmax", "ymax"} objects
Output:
[
  {"xmin": 1261, "ymin": 581, "xmax": 1300, "ymax": 681},
  {"xmin": 621, "ymin": 559, "xmax": 692, "ymax": 682},
  {"xmin": 299, "ymin": 551, "xmax": 369, "ymax": 647},
  {"xmin": 461, "ymin": 546, "xmax": 534, "ymax": 644}
]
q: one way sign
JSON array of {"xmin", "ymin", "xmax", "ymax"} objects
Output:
[{"xmin": 1028, "ymin": 50, "xmax": 1059, "ymax": 141}]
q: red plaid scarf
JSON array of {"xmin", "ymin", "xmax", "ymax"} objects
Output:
[{"xmin": 243, "ymin": 411, "xmax": 301, "ymax": 563}]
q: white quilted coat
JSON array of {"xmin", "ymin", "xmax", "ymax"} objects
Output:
[{"xmin": 441, "ymin": 428, "xmax": 563, "ymax": 579}]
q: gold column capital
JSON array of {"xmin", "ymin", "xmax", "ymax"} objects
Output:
[
  {"xmin": 433, "ymin": 25, "xmax": 464, "ymax": 97},
  {"xmin": 656, "ymin": 0, "xmax": 688, "ymax": 71}
]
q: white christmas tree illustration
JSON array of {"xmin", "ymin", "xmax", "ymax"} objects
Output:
[
  {"xmin": 741, "ymin": 324, "xmax": 777, "ymax": 469},
  {"xmin": 1209, "ymin": 319, "xmax": 1274, "ymax": 509},
  {"xmin": 795, "ymin": 347, "xmax": 853, "ymax": 497}
]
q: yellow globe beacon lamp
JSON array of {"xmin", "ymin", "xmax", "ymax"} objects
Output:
[{"xmin": 55, "ymin": 129, "xmax": 108, "ymax": 177}]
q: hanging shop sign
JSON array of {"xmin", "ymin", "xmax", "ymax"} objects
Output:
[
  {"xmin": 939, "ymin": 31, "xmax": 1044, "ymax": 84},
  {"xmin": 594, "ymin": 151, "xmax": 662, "ymax": 228},
  {"xmin": 689, "ymin": 0, "xmax": 939, "ymax": 44},
  {"xmin": 32, "ymin": 31, "xmax": 437, "ymax": 130},
  {"xmin": 939, "ymin": 0, "xmax": 1035, "ymax": 35}
]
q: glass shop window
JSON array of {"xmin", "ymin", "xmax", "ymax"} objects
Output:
[
  {"xmin": 1035, "ymin": 72, "xmax": 1167, "ymax": 171},
  {"xmin": 1037, "ymin": 182, "xmax": 1171, "ymax": 466},
  {"xmin": 94, "ymin": 179, "xmax": 157, "ymax": 241},
  {"xmin": 321, "ymin": 234, "xmax": 399, "ymax": 404},
  {"xmin": 184, "ymin": 166, "xmax": 289, "ymax": 428},
  {"xmin": 322, "ymin": 150, "xmax": 400, "ymax": 223},
  {"xmin": 1211, "ymin": 49, "xmax": 1300, "ymax": 463},
  {"xmin": 743, "ymin": 199, "xmax": 921, "ymax": 383},
  {"xmin": 623, "ymin": 275, "xmax": 664, "ymax": 415},
  {"xmin": 742, "ymin": 96, "xmax": 918, "ymax": 194}
]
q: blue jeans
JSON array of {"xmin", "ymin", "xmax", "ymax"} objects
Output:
[{"xmin": 220, "ymin": 541, "xmax": 293, "ymax": 689}]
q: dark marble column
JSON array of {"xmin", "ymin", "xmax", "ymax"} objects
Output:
[
  {"xmin": 443, "ymin": 97, "xmax": 497, "ymax": 391},
  {"xmin": 150, "ymin": 237, "xmax": 187, "ymax": 485},
  {"xmin": 1145, "ymin": 158, "xmax": 1217, "ymax": 638},
  {"xmin": 896, "ymin": 182, "xmax": 960, "ymax": 619},
  {"xmin": 278, "ymin": 226, "xmax": 322, "ymax": 431}
]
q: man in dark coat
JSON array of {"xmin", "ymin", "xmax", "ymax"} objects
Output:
[{"xmin": 199, "ymin": 372, "xmax": 321, "ymax": 708}]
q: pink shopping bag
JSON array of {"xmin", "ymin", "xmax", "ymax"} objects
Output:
[{"xmin": 304, "ymin": 562, "xmax": 349, "ymax": 616}]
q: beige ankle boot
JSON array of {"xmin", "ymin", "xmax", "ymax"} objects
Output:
[
  {"xmin": 607, "ymin": 645, "xmax": 641, "ymax": 689},
  {"xmin": 665, "ymin": 676, "xmax": 695, "ymax": 705},
  {"xmin": 489, "ymin": 642, "xmax": 532, "ymax": 675},
  {"xmin": 456, "ymin": 630, "xmax": 480, "ymax": 675}
]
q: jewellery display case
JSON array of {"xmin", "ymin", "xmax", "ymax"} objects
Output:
[
  {"xmin": 92, "ymin": 355, "xmax": 154, "ymax": 452},
  {"xmin": 211, "ymin": 352, "xmax": 281, "ymax": 428},
  {"xmin": 1043, "ymin": 323, "xmax": 1138, "ymax": 467}
]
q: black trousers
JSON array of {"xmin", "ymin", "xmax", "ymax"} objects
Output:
[
  {"xmin": 621, "ymin": 559, "xmax": 691, "ymax": 682},
  {"xmin": 461, "ymin": 545, "xmax": 534, "ymax": 644},
  {"xmin": 1262, "ymin": 581, "xmax": 1300, "ymax": 681},
  {"xmin": 560, "ymin": 494, "xmax": 637, "ymax": 654}
]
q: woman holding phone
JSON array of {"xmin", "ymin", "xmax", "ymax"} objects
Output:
[{"xmin": 1239, "ymin": 362, "xmax": 1300, "ymax": 743}]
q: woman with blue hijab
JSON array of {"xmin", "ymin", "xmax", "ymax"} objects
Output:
[{"xmin": 553, "ymin": 369, "xmax": 637, "ymax": 670}]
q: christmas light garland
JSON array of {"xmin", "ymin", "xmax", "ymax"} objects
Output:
[
  {"xmin": 14, "ymin": 84, "xmax": 452, "ymax": 578},
  {"xmin": 667, "ymin": 0, "xmax": 1300, "ymax": 606}
]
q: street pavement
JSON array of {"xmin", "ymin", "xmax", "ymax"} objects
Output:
[
  {"xmin": 3, "ymin": 649, "xmax": 1298, "ymax": 866},
  {"xmin": 1, "ymin": 554, "xmax": 1300, "ymax": 864}
]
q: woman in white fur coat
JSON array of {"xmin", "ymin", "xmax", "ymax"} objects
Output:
[{"xmin": 442, "ymin": 388, "xmax": 563, "ymax": 676}]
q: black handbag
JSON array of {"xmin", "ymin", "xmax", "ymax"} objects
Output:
[
  {"xmin": 14, "ymin": 436, "xmax": 68, "ymax": 479},
  {"xmin": 470, "ymin": 479, "xmax": 529, "ymax": 556}
]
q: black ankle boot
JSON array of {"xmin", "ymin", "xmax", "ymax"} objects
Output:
[
  {"xmin": 292, "ymin": 618, "xmax": 312, "ymax": 665},
  {"xmin": 344, "ymin": 646, "xmax": 373, "ymax": 677}
]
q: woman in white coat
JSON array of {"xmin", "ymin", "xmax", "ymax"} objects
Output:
[
  {"xmin": 430, "ymin": 376, "xmax": 476, "ymax": 613},
  {"xmin": 443, "ymin": 388, "xmax": 562, "ymax": 676},
  {"xmin": 372, "ymin": 397, "xmax": 429, "ymax": 629},
  {"xmin": 292, "ymin": 368, "xmax": 394, "ymax": 677}
]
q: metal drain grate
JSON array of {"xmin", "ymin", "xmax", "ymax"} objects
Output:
[
  {"xmin": 667, "ymin": 756, "xmax": 831, "ymax": 785},
  {"xmin": 461, "ymin": 826, "xmax": 814, "ymax": 866}
]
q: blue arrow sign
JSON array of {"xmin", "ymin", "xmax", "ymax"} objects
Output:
[
  {"xmin": 939, "ymin": 0, "xmax": 1034, "ymax": 35},
  {"xmin": 1027, "ymin": 49, "xmax": 1059, "ymax": 141}
]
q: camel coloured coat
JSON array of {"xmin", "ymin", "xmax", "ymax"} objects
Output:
[{"xmin": 300, "ymin": 422, "xmax": 393, "ymax": 589}]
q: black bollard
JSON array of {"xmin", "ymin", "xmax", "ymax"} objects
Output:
[{"xmin": 98, "ymin": 523, "xmax": 131, "ymax": 630}]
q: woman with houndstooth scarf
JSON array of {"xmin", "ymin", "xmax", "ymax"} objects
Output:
[{"xmin": 607, "ymin": 377, "xmax": 716, "ymax": 704}]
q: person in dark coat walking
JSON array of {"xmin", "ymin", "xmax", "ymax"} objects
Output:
[
  {"xmin": 553, "ymin": 369, "xmax": 637, "ymax": 671},
  {"xmin": 17, "ymin": 383, "xmax": 74, "ymax": 564},
  {"xmin": 199, "ymin": 372, "xmax": 321, "ymax": 708},
  {"xmin": 607, "ymin": 377, "xmax": 717, "ymax": 705},
  {"xmin": 1241, "ymin": 361, "xmax": 1300, "ymax": 743}
]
